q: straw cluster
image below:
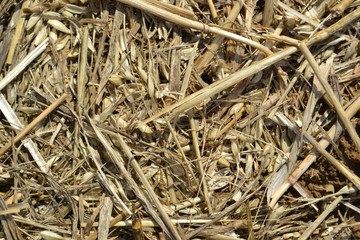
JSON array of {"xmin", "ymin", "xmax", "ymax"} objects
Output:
[{"xmin": 0, "ymin": 0, "xmax": 359, "ymax": 239}]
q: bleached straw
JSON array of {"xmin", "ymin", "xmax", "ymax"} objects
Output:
[
  {"xmin": 0, "ymin": 94, "xmax": 49, "ymax": 173},
  {"xmin": 0, "ymin": 38, "xmax": 48, "ymax": 91}
]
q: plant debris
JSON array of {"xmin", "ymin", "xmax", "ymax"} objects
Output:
[{"xmin": 0, "ymin": 0, "xmax": 359, "ymax": 239}]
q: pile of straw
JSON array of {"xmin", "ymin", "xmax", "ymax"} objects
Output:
[{"xmin": 0, "ymin": 0, "xmax": 359, "ymax": 239}]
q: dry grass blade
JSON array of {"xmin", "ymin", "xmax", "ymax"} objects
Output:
[
  {"xmin": 207, "ymin": 0, "xmax": 217, "ymax": 18},
  {"xmin": 98, "ymin": 197, "xmax": 113, "ymax": 240},
  {"xmin": 189, "ymin": 110, "xmax": 212, "ymax": 213},
  {"xmin": 331, "ymin": 0, "xmax": 354, "ymax": 13},
  {"xmin": 12, "ymin": 215, "xmax": 71, "ymax": 235},
  {"xmin": 6, "ymin": 0, "xmax": 29, "ymax": 65},
  {"xmin": 277, "ymin": 1, "xmax": 319, "ymax": 27},
  {"xmin": 0, "ymin": 202, "xmax": 29, "ymax": 216},
  {"xmin": 77, "ymin": 28, "xmax": 89, "ymax": 115}
]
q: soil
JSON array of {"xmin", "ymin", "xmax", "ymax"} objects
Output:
[{"xmin": 296, "ymin": 117, "xmax": 360, "ymax": 239}]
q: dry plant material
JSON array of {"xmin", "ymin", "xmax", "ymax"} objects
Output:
[
  {"xmin": 0, "ymin": 93, "xmax": 67, "ymax": 157},
  {"xmin": 298, "ymin": 41, "xmax": 360, "ymax": 153},
  {"xmin": 0, "ymin": 0, "xmax": 359, "ymax": 239}
]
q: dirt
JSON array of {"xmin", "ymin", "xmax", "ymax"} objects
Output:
[
  {"xmin": 339, "ymin": 117, "xmax": 360, "ymax": 167},
  {"xmin": 296, "ymin": 117, "xmax": 360, "ymax": 239}
]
